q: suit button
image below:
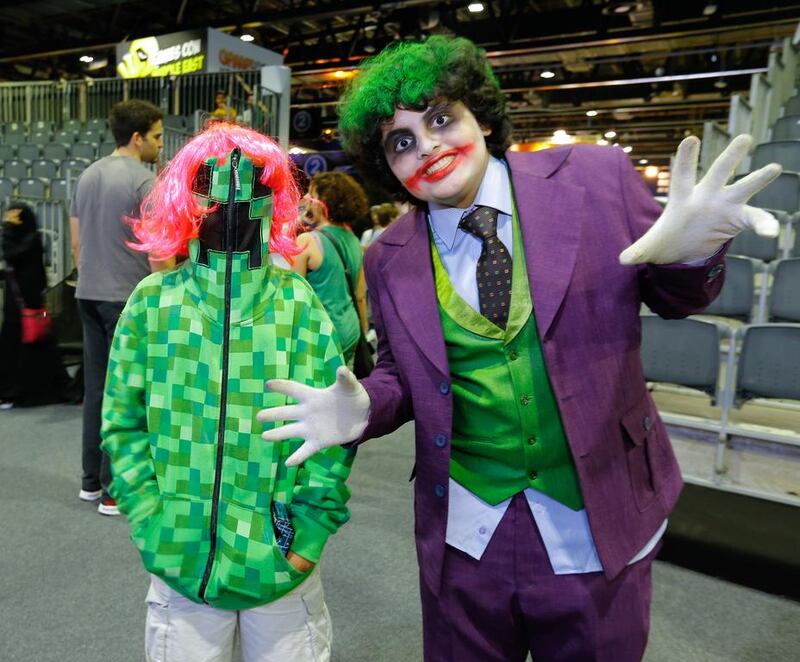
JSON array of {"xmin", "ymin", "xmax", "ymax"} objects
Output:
[
  {"xmin": 520, "ymin": 395, "xmax": 530, "ymax": 406},
  {"xmin": 439, "ymin": 382, "xmax": 450, "ymax": 395},
  {"xmin": 529, "ymin": 471, "xmax": 538, "ymax": 481},
  {"xmin": 706, "ymin": 263, "xmax": 724, "ymax": 282},
  {"xmin": 643, "ymin": 416, "xmax": 653, "ymax": 431},
  {"xmin": 527, "ymin": 436, "xmax": 536, "ymax": 445},
  {"xmin": 434, "ymin": 484, "xmax": 446, "ymax": 497},
  {"xmin": 509, "ymin": 350, "xmax": 519, "ymax": 361},
  {"xmin": 434, "ymin": 433, "xmax": 447, "ymax": 448}
]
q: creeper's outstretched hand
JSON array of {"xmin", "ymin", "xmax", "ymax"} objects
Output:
[
  {"xmin": 257, "ymin": 366, "xmax": 370, "ymax": 466},
  {"xmin": 619, "ymin": 134, "xmax": 782, "ymax": 265}
]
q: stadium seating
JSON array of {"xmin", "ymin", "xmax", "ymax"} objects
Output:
[{"xmin": 768, "ymin": 259, "xmax": 800, "ymax": 322}]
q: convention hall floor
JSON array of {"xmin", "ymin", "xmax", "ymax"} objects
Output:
[{"xmin": 1, "ymin": 404, "xmax": 797, "ymax": 662}]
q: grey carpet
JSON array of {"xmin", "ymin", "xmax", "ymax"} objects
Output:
[{"xmin": 0, "ymin": 404, "xmax": 797, "ymax": 661}]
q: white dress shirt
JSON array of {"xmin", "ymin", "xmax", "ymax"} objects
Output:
[{"xmin": 429, "ymin": 156, "xmax": 666, "ymax": 574}]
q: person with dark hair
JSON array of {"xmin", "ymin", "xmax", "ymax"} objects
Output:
[
  {"xmin": 259, "ymin": 35, "xmax": 781, "ymax": 661},
  {"xmin": 211, "ymin": 90, "xmax": 237, "ymax": 121},
  {"xmin": 291, "ymin": 172, "xmax": 369, "ymax": 365},
  {"xmin": 0, "ymin": 203, "xmax": 70, "ymax": 409},
  {"xmin": 361, "ymin": 203, "xmax": 398, "ymax": 251},
  {"xmin": 69, "ymin": 98, "xmax": 170, "ymax": 516}
]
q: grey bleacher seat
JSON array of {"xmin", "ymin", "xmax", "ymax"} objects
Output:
[
  {"xmin": 771, "ymin": 115, "xmax": 800, "ymax": 141},
  {"xmin": 0, "ymin": 144, "xmax": 15, "ymax": 160},
  {"xmin": 784, "ymin": 95, "xmax": 800, "ymax": 116},
  {"xmin": 164, "ymin": 114, "xmax": 186, "ymax": 130},
  {"xmin": 17, "ymin": 177, "xmax": 48, "ymax": 198},
  {"xmin": 641, "ymin": 315, "xmax": 722, "ymax": 400},
  {"xmin": 99, "ymin": 141, "xmax": 115, "ymax": 157},
  {"xmin": 31, "ymin": 158, "xmax": 59, "ymax": 179},
  {"xmin": 85, "ymin": 118, "xmax": 107, "ymax": 131},
  {"xmin": 4, "ymin": 121, "xmax": 26, "ymax": 136},
  {"xmin": 3, "ymin": 159, "xmax": 29, "ymax": 180},
  {"xmin": 735, "ymin": 324, "xmax": 800, "ymax": 403},
  {"xmin": 0, "ymin": 177, "xmax": 15, "ymax": 199},
  {"xmin": 62, "ymin": 157, "xmax": 90, "ymax": 176},
  {"xmin": 703, "ymin": 256, "xmax": 756, "ymax": 321},
  {"xmin": 768, "ymin": 259, "xmax": 800, "ymax": 322},
  {"xmin": 62, "ymin": 118, "xmax": 82, "ymax": 131},
  {"xmin": 54, "ymin": 129, "xmax": 77, "ymax": 143},
  {"xmin": 28, "ymin": 130, "xmax": 50, "ymax": 144},
  {"xmin": 80, "ymin": 129, "xmax": 104, "ymax": 143},
  {"xmin": 729, "ymin": 230, "xmax": 779, "ymax": 262},
  {"xmin": 70, "ymin": 142, "xmax": 97, "ymax": 160},
  {"xmin": 31, "ymin": 120, "xmax": 52, "ymax": 133},
  {"xmin": 752, "ymin": 141, "xmax": 800, "ymax": 172},
  {"xmin": 42, "ymin": 143, "xmax": 69, "ymax": 160},
  {"xmin": 746, "ymin": 172, "xmax": 800, "ymax": 214},
  {"xmin": 16, "ymin": 144, "xmax": 40, "ymax": 161},
  {"xmin": 49, "ymin": 178, "xmax": 67, "ymax": 200},
  {"xmin": 3, "ymin": 133, "xmax": 27, "ymax": 146}
]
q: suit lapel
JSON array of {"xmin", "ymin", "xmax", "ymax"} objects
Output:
[
  {"xmin": 507, "ymin": 150, "xmax": 587, "ymax": 339},
  {"xmin": 380, "ymin": 208, "xmax": 450, "ymax": 377}
]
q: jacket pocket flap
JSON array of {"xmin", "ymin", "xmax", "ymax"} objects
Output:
[{"xmin": 620, "ymin": 397, "xmax": 654, "ymax": 447}]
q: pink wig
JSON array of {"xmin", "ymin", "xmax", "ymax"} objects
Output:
[{"xmin": 131, "ymin": 122, "xmax": 301, "ymax": 260}]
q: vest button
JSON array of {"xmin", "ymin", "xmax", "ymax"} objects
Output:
[
  {"xmin": 527, "ymin": 436, "xmax": 536, "ymax": 445},
  {"xmin": 509, "ymin": 350, "xmax": 519, "ymax": 360},
  {"xmin": 529, "ymin": 471, "xmax": 538, "ymax": 481},
  {"xmin": 434, "ymin": 433, "xmax": 447, "ymax": 448},
  {"xmin": 439, "ymin": 382, "xmax": 450, "ymax": 395},
  {"xmin": 520, "ymin": 395, "xmax": 530, "ymax": 406},
  {"xmin": 643, "ymin": 416, "xmax": 653, "ymax": 431},
  {"xmin": 434, "ymin": 484, "xmax": 446, "ymax": 497}
]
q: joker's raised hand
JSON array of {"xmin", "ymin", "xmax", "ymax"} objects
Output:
[
  {"xmin": 257, "ymin": 366, "xmax": 370, "ymax": 466},
  {"xmin": 619, "ymin": 134, "xmax": 782, "ymax": 265}
]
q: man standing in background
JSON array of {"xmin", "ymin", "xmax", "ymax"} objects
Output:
[{"xmin": 70, "ymin": 99, "xmax": 171, "ymax": 516}]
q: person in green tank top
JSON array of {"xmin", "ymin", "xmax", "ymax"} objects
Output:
[{"xmin": 292, "ymin": 172, "xmax": 369, "ymax": 364}]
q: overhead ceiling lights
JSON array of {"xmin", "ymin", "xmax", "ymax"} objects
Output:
[
  {"xmin": 552, "ymin": 129, "xmax": 574, "ymax": 145},
  {"xmin": 622, "ymin": 146, "xmax": 633, "ymax": 153},
  {"xmin": 604, "ymin": 130, "xmax": 617, "ymax": 139},
  {"xmin": 240, "ymin": 33, "xmax": 255, "ymax": 42},
  {"xmin": 596, "ymin": 138, "xmax": 609, "ymax": 146},
  {"xmin": 540, "ymin": 70, "xmax": 556, "ymax": 79},
  {"xmin": 639, "ymin": 158, "xmax": 649, "ymax": 164},
  {"xmin": 585, "ymin": 109, "xmax": 598, "ymax": 117},
  {"xmin": 644, "ymin": 165, "xmax": 660, "ymax": 178},
  {"xmin": 467, "ymin": 2, "xmax": 485, "ymax": 12},
  {"xmin": 703, "ymin": 3, "xmax": 718, "ymax": 16},
  {"xmin": 79, "ymin": 55, "xmax": 94, "ymax": 63}
]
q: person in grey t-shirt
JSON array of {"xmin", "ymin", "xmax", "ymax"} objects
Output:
[{"xmin": 69, "ymin": 99, "xmax": 172, "ymax": 517}]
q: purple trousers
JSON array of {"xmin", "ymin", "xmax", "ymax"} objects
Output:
[{"xmin": 420, "ymin": 493, "xmax": 655, "ymax": 662}]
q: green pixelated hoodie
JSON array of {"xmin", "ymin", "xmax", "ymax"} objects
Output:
[{"xmin": 101, "ymin": 148, "xmax": 354, "ymax": 610}]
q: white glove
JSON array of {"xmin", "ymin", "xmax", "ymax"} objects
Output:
[
  {"xmin": 257, "ymin": 366, "xmax": 370, "ymax": 466},
  {"xmin": 619, "ymin": 134, "xmax": 782, "ymax": 265}
]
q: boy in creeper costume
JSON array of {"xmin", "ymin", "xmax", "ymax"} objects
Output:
[
  {"xmin": 259, "ymin": 37, "xmax": 781, "ymax": 661},
  {"xmin": 102, "ymin": 123, "xmax": 354, "ymax": 662}
]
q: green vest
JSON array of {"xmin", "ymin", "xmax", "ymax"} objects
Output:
[{"xmin": 432, "ymin": 201, "xmax": 584, "ymax": 510}]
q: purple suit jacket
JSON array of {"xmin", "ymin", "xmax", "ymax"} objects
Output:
[{"xmin": 357, "ymin": 145, "xmax": 726, "ymax": 594}]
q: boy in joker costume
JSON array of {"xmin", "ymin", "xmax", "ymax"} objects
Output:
[
  {"xmin": 102, "ymin": 123, "xmax": 353, "ymax": 662},
  {"xmin": 259, "ymin": 37, "xmax": 781, "ymax": 660}
]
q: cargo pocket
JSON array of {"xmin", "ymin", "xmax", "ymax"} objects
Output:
[
  {"xmin": 299, "ymin": 569, "xmax": 332, "ymax": 662},
  {"xmin": 144, "ymin": 576, "xmax": 170, "ymax": 662},
  {"xmin": 621, "ymin": 398, "xmax": 660, "ymax": 512}
]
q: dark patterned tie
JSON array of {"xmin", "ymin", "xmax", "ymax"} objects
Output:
[{"xmin": 459, "ymin": 205, "xmax": 512, "ymax": 329}]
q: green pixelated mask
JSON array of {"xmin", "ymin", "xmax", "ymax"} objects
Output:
[{"xmin": 192, "ymin": 147, "xmax": 274, "ymax": 269}]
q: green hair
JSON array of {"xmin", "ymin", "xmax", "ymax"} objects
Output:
[{"xmin": 338, "ymin": 35, "xmax": 511, "ymax": 202}]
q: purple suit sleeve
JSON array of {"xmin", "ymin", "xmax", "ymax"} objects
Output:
[
  {"xmin": 616, "ymin": 147, "xmax": 727, "ymax": 318},
  {"xmin": 350, "ymin": 246, "xmax": 414, "ymax": 445}
]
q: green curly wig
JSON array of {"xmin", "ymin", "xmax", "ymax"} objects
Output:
[{"xmin": 338, "ymin": 35, "xmax": 512, "ymax": 203}]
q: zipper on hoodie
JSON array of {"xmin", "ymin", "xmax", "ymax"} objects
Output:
[{"xmin": 199, "ymin": 146, "xmax": 241, "ymax": 603}]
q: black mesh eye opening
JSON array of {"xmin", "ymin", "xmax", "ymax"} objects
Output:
[
  {"xmin": 192, "ymin": 162, "xmax": 212, "ymax": 196},
  {"xmin": 252, "ymin": 166, "xmax": 271, "ymax": 199}
]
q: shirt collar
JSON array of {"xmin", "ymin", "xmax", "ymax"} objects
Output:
[{"xmin": 428, "ymin": 155, "xmax": 513, "ymax": 251}]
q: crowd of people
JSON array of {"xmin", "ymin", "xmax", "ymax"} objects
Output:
[{"xmin": 0, "ymin": 33, "xmax": 782, "ymax": 662}]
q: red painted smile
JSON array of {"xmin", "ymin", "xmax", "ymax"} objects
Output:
[{"xmin": 405, "ymin": 144, "xmax": 476, "ymax": 191}]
